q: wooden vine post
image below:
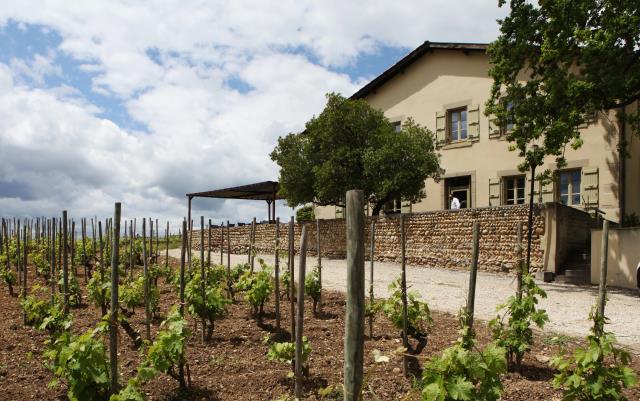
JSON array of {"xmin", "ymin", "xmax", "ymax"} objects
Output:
[
  {"xmin": 344, "ymin": 190, "xmax": 365, "ymax": 401},
  {"xmin": 369, "ymin": 219, "xmax": 376, "ymax": 339},
  {"xmin": 274, "ymin": 217, "xmax": 281, "ymax": 331},
  {"xmin": 50, "ymin": 217, "xmax": 56, "ymax": 304},
  {"xmin": 316, "ymin": 218, "xmax": 322, "ymax": 312},
  {"xmin": 142, "ymin": 218, "xmax": 151, "ymax": 341},
  {"xmin": 294, "ymin": 225, "xmax": 308, "ymax": 399},
  {"xmin": 22, "ymin": 224, "xmax": 28, "ymax": 325},
  {"xmin": 200, "ymin": 216, "xmax": 206, "ymax": 342},
  {"xmin": 98, "ymin": 221, "xmax": 107, "ymax": 316},
  {"xmin": 207, "ymin": 219, "xmax": 212, "ymax": 268},
  {"xmin": 288, "ymin": 216, "xmax": 295, "ymax": 339},
  {"xmin": 250, "ymin": 217, "xmax": 256, "ymax": 272},
  {"xmin": 220, "ymin": 222, "xmax": 224, "ymax": 265},
  {"xmin": 226, "ymin": 220, "xmax": 231, "ymax": 297},
  {"xmin": 109, "ymin": 202, "xmax": 121, "ymax": 395},
  {"xmin": 516, "ymin": 223, "xmax": 523, "ymax": 300},
  {"xmin": 149, "ymin": 219, "xmax": 154, "ymax": 267},
  {"xmin": 596, "ymin": 220, "xmax": 610, "ymax": 335},
  {"xmin": 129, "ymin": 220, "xmax": 134, "ymax": 279},
  {"xmin": 178, "ymin": 219, "xmax": 187, "ymax": 388},
  {"xmin": 165, "ymin": 221, "xmax": 169, "ymax": 271},
  {"xmin": 62, "ymin": 210, "xmax": 69, "ymax": 314},
  {"xmin": 466, "ymin": 221, "xmax": 480, "ymax": 332},
  {"xmin": 400, "ymin": 214, "xmax": 409, "ymax": 376}
]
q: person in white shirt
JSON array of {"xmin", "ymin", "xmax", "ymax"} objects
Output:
[{"xmin": 450, "ymin": 195, "xmax": 461, "ymax": 210}]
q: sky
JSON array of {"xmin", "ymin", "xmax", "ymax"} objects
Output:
[{"xmin": 0, "ymin": 1, "xmax": 508, "ymax": 231}]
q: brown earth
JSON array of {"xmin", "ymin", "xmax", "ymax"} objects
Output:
[{"xmin": 0, "ymin": 256, "xmax": 638, "ymax": 401}]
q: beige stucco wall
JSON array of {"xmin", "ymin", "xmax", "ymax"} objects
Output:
[
  {"xmin": 317, "ymin": 49, "xmax": 635, "ymax": 223},
  {"xmin": 591, "ymin": 227, "xmax": 640, "ymax": 290}
]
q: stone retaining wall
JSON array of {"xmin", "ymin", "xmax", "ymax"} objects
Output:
[{"xmin": 190, "ymin": 204, "xmax": 546, "ymax": 272}]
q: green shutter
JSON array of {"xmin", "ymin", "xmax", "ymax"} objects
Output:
[
  {"xmin": 467, "ymin": 104, "xmax": 480, "ymax": 140},
  {"xmin": 581, "ymin": 167, "xmax": 599, "ymax": 207},
  {"xmin": 489, "ymin": 178, "xmax": 501, "ymax": 206},
  {"xmin": 436, "ymin": 111, "xmax": 446, "ymax": 145}
]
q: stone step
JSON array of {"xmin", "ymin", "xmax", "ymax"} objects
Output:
[{"xmin": 556, "ymin": 268, "xmax": 591, "ymax": 285}]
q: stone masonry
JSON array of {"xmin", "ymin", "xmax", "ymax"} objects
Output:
[{"xmin": 190, "ymin": 204, "xmax": 545, "ymax": 273}]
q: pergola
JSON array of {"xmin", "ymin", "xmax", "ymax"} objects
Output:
[{"xmin": 186, "ymin": 180, "xmax": 283, "ymax": 226}]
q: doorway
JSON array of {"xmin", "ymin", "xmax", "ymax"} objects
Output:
[{"xmin": 445, "ymin": 176, "xmax": 471, "ymax": 209}]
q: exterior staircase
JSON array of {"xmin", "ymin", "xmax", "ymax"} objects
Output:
[{"xmin": 555, "ymin": 246, "xmax": 591, "ymax": 285}]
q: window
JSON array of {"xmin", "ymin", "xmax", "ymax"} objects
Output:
[
  {"xmin": 448, "ymin": 107, "xmax": 467, "ymax": 141},
  {"xmin": 503, "ymin": 175, "xmax": 525, "ymax": 205},
  {"xmin": 445, "ymin": 176, "xmax": 471, "ymax": 209},
  {"xmin": 559, "ymin": 170, "xmax": 581, "ymax": 206},
  {"xmin": 391, "ymin": 121, "xmax": 402, "ymax": 133},
  {"xmin": 385, "ymin": 197, "xmax": 402, "ymax": 214},
  {"xmin": 504, "ymin": 101, "xmax": 515, "ymax": 133}
]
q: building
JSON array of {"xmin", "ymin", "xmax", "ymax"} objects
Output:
[{"xmin": 315, "ymin": 41, "xmax": 640, "ymax": 225}]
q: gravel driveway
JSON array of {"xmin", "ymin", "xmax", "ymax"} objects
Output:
[{"xmin": 169, "ymin": 249, "xmax": 640, "ymax": 352}]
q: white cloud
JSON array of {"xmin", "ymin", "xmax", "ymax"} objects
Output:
[{"xmin": 0, "ymin": 0, "xmax": 507, "ymax": 226}]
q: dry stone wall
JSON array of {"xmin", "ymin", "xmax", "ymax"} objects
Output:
[{"xmin": 190, "ymin": 204, "xmax": 545, "ymax": 272}]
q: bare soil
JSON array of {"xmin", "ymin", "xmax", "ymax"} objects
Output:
[{"xmin": 0, "ymin": 256, "xmax": 638, "ymax": 401}]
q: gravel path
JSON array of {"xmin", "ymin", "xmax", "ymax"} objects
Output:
[{"xmin": 169, "ymin": 249, "xmax": 640, "ymax": 351}]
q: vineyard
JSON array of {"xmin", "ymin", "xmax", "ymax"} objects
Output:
[{"xmin": 0, "ymin": 200, "xmax": 638, "ymax": 401}]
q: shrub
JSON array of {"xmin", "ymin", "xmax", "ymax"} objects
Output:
[
  {"xmin": 87, "ymin": 271, "xmax": 110, "ymax": 312},
  {"xmin": 490, "ymin": 272, "xmax": 549, "ymax": 370},
  {"xmin": 237, "ymin": 267, "xmax": 273, "ymax": 317},
  {"xmin": 120, "ymin": 276, "xmax": 144, "ymax": 313},
  {"xmin": 551, "ymin": 310, "xmax": 637, "ymax": 401},
  {"xmin": 44, "ymin": 325, "xmax": 111, "ymax": 401},
  {"xmin": 381, "ymin": 277, "xmax": 432, "ymax": 337},
  {"xmin": 184, "ymin": 273, "xmax": 230, "ymax": 340},
  {"xmin": 305, "ymin": 266, "xmax": 321, "ymax": 314},
  {"xmin": 267, "ymin": 336, "xmax": 312, "ymax": 377},
  {"xmin": 0, "ymin": 255, "xmax": 16, "ymax": 295}
]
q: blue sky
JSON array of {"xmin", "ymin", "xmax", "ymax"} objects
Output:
[{"xmin": 0, "ymin": 1, "xmax": 506, "ymax": 226}]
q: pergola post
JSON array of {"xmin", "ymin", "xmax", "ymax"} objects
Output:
[{"xmin": 187, "ymin": 195, "xmax": 193, "ymax": 267}]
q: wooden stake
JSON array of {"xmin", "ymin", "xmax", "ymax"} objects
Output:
[
  {"xmin": 220, "ymin": 222, "xmax": 224, "ymax": 265},
  {"xmin": 400, "ymin": 214, "xmax": 409, "ymax": 376},
  {"xmin": 466, "ymin": 221, "xmax": 480, "ymax": 331},
  {"xmin": 200, "ymin": 216, "xmax": 206, "ymax": 342},
  {"xmin": 62, "ymin": 211, "xmax": 69, "ymax": 314},
  {"xmin": 369, "ymin": 219, "xmax": 376, "ymax": 339},
  {"xmin": 142, "ymin": 218, "xmax": 151, "ymax": 341},
  {"xmin": 274, "ymin": 218, "xmax": 281, "ymax": 331},
  {"xmin": 516, "ymin": 223, "xmax": 523, "ymax": 300},
  {"xmin": 316, "ymin": 218, "xmax": 322, "ymax": 312},
  {"xmin": 597, "ymin": 220, "xmax": 610, "ymax": 329},
  {"xmin": 294, "ymin": 225, "xmax": 308, "ymax": 399},
  {"xmin": 249, "ymin": 217, "xmax": 256, "ymax": 272},
  {"xmin": 344, "ymin": 190, "xmax": 365, "ymax": 401},
  {"xmin": 109, "ymin": 202, "xmax": 121, "ymax": 395},
  {"xmin": 289, "ymin": 216, "xmax": 295, "ymax": 339}
]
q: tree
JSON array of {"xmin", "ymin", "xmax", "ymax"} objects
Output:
[
  {"xmin": 486, "ymin": 0, "xmax": 640, "ymax": 171},
  {"xmin": 270, "ymin": 93, "xmax": 442, "ymax": 215}
]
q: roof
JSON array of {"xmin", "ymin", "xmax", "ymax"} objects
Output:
[
  {"xmin": 187, "ymin": 180, "xmax": 282, "ymax": 200},
  {"xmin": 350, "ymin": 41, "xmax": 489, "ymax": 100}
]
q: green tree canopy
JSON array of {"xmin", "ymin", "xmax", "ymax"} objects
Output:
[
  {"xmin": 270, "ymin": 93, "xmax": 442, "ymax": 215},
  {"xmin": 486, "ymin": 0, "xmax": 640, "ymax": 170}
]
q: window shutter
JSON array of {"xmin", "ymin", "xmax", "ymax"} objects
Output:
[
  {"xmin": 401, "ymin": 200, "xmax": 412, "ymax": 214},
  {"xmin": 335, "ymin": 206, "xmax": 344, "ymax": 219},
  {"xmin": 468, "ymin": 104, "xmax": 480, "ymax": 140},
  {"xmin": 581, "ymin": 167, "xmax": 599, "ymax": 207},
  {"xmin": 540, "ymin": 178, "xmax": 555, "ymax": 203},
  {"xmin": 489, "ymin": 178, "xmax": 501, "ymax": 206},
  {"xmin": 488, "ymin": 115, "xmax": 501, "ymax": 138},
  {"xmin": 436, "ymin": 111, "xmax": 446, "ymax": 145}
]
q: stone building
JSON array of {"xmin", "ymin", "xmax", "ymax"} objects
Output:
[{"xmin": 314, "ymin": 41, "xmax": 640, "ymax": 225}]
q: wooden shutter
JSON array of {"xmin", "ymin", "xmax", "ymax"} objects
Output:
[
  {"xmin": 401, "ymin": 200, "xmax": 412, "ymax": 214},
  {"xmin": 436, "ymin": 111, "xmax": 446, "ymax": 145},
  {"xmin": 468, "ymin": 104, "xmax": 480, "ymax": 140},
  {"xmin": 540, "ymin": 178, "xmax": 555, "ymax": 203},
  {"xmin": 488, "ymin": 115, "xmax": 501, "ymax": 138},
  {"xmin": 489, "ymin": 178, "xmax": 501, "ymax": 206},
  {"xmin": 581, "ymin": 167, "xmax": 599, "ymax": 207}
]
